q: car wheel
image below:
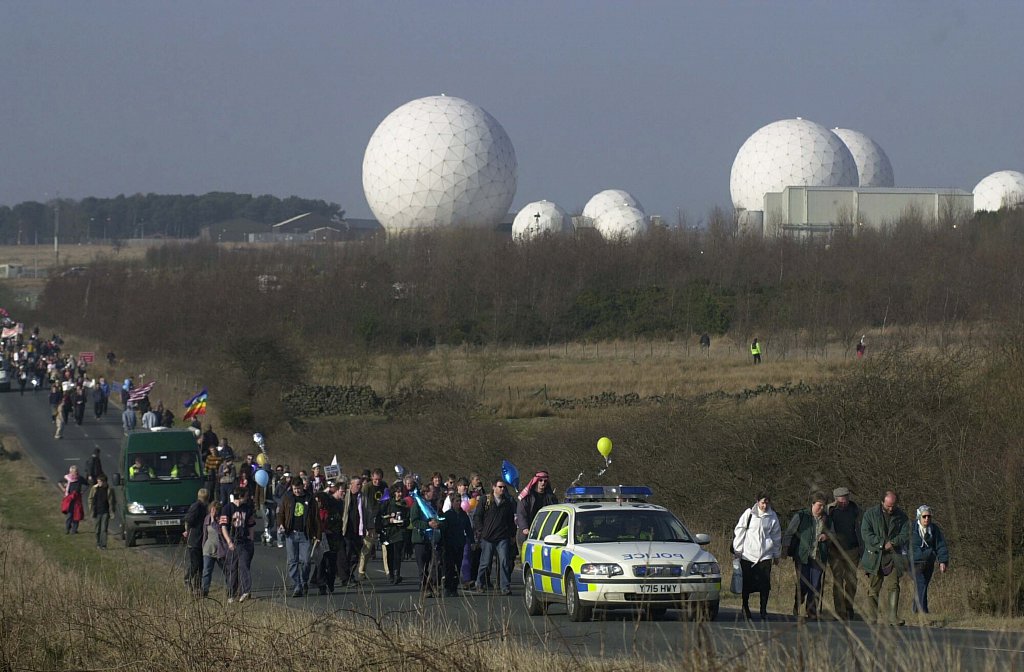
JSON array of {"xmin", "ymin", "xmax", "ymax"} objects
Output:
[
  {"xmin": 523, "ymin": 568, "xmax": 545, "ymax": 616},
  {"xmin": 564, "ymin": 571, "xmax": 592, "ymax": 622}
]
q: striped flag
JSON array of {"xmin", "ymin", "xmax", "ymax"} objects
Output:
[
  {"xmin": 183, "ymin": 388, "xmax": 208, "ymax": 420},
  {"xmin": 127, "ymin": 381, "xmax": 156, "ymax": 403}
]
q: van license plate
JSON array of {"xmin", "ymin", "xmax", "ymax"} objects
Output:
[{"xmin": 155, "ymin": 519, "xmax": 180, "ymax": 527}]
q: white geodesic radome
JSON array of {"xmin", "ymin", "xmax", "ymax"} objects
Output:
[
  {"xmin": 973, "ymin": 170, "xmax": 1024, "ymax": 212},
  {"xmin": 594, "ymin": 204, "xmax": 649, "ymax": 240},
  {"xmin": 831, "ymin": 128, "xmax": 895, "ymax": 188},
  {"xmin": 581, "ymin": 189, "xmax": 644, "ymax": 221},
  {"xmin": 362, "ymin": 95, "xmax": 517, "ymax": 233},
  {"xmin": 730, "ymin": 118, "xmax": 859, "ymax": 212},
  {"xmin": 512, "ymin": 200, "xmax": 572, "ymax": 240}
]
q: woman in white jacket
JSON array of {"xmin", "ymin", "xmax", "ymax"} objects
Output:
[{"xmin": 733, "ymin": 494, "xmax": 782, "ymax": 620}]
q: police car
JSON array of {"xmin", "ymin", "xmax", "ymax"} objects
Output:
[{"xmin": 521, "ymin": 485, "xmax": 721, "ymax": 621}]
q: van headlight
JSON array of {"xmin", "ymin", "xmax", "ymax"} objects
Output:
[
  {"xmin": 580, "ymin": 563, "xmax": 624, "ymax": 577},
  {"xmin": 689, "ymin": 562, "xmax": 720, "ymax": 575},
  {"xmin": 127, "ymin": 502, "xmax": 147, "ymax": 514}
]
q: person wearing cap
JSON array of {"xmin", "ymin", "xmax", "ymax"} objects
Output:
[
  {"xmin": 783, "ymin": 491, "xmax": 833, "ymax": 619},
  {"xmin": 310, "ymin": 464, "xmax": 325, "ymax": 494},
  {"xmin": 827, "ymin": 486, "xmax": 863, "ymax": 620},
  {"xmin": 515, "ymin": 470, "xmax": 557, "ymax": 551},
  {"xmin": 910, "ymin": 505, "xmax": 949, "ymax": 614},
  {"xmin": 860, "ymin": 490, "xmax": 910, "ymax": 625}
]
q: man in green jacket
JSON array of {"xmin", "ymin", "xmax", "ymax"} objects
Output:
[
  {"xmin": 860, "ymin": 490, "xmax": 910, "ymax": 625},
  {"xmin": 784, "ymin": 492, "xmax": 831, "ymax": 619}
]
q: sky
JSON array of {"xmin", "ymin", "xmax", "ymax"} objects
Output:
[{"xmin": 2, "ymin": 1, "xmax": 1022, "ymax": 224}]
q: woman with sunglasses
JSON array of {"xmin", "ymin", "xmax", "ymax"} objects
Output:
[
  {"xmin": 910, "ymin": 505, "xmax": 949, "ymax": 614},
  {"xmin": 515, "ymin": 471, "xmax": 557, "ymax": 551}
]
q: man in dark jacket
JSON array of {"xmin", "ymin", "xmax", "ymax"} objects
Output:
[
  {"xmin": 827, "ymin": 486, "xmax": 862, "ymax": 620},
  {"xmin": 277, "ymin": 479, "xmax": 319, "ymax": 598},
  {"xmin": 182, "ymin": 488, "xmax": 209, "ymax": 592},
  {"xmin": 338, "ymin": 477, "xmax": 368, "ymax": 587},
  {"xmin": 910, "ymin": 504, "xmax": 949, "ymax": 614},
  {"xmin": 515, "ymin": 470, "xmax": 557, "ymax": 550},
  {"xmin": 783, "ymin": 492, "xmax": 832, "ymax": 619},
  {"xmin": 475, "ymin": 479, "xmax": 517, "ymax": 595},
  {"xmin": 860, "ymin": 490, "xmax": 910, "ymax": 625}
]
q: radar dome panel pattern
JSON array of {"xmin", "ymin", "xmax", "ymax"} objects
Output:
[
  {"xmin": 730, "ymin": 118, "xmax": 859, "ymax": 212},
  {"xmin": 594, "ymin": 204, "xmax": 649, "ymax": 240},
  {"xmin": 362, "ymin": 95, "xmax": 517, "ymax": 233},
  {"xmin": 582, "ymin": 189, "xmax": 644, "ymax": 221},
  {"xmin": 973, "ymin": 170, "xmax": 1024, "ymax": 212},
  {"xmin": 831, "ymin": 128, "xmax": 895, "ymax": 188},
  {"xmin": 512, "ymin": 200, "xmax": 572, "ymax": 240}
]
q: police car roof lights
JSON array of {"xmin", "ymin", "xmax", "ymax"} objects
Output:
[{"xmin": 563, "ymin": 485, "xmax": 653, "ymax": 503}]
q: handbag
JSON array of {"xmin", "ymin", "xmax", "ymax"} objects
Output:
[
  {"xmin": 61, "ymin": 494, "xmax": 73, "ymax": 514},
  {"xmin": 729, "ymin": 558, "xmax": 744, "ymax": 595}
]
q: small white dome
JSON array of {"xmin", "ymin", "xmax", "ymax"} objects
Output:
[
  {"xmin": 973, "ymin": 170, "xmax": 1024, "ymax": 212},
  {"xmin": 730, "ymin": 118, "xmax": 859, "ymax": 211},
  {"xmin": 831, "ymin": 128, "xmax": 895, "ymax": 188},
  {"xmin": 594, "ymin": 204, "xmax": 649, "ymax": 240},
  {"xmin": 512, "ymin": 200, "xmax": 572, "ymax": 240},
  {"xmin": 582, "ymin": 189, "xmax": 644, "ymax": 221}
]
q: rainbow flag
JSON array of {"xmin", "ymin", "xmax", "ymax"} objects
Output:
[{"xmin": 183, "ymin": 388, "xmax": 208, "ymax": 420}]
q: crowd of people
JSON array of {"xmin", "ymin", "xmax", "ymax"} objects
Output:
[
  {"xmin": 732, "ymin": 487, "xmax": 950, "ymax": 624},
  {"xmin": 180, "ymin": 450, "xmax": 561, "ymax": 602}
]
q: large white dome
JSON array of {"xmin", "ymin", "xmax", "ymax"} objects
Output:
[
  {"xmin": 512, "ymin": 200, "xmax": 572, "ymax": 240},
  {"xmin": 831, "ymin": 128, "xmax": 895, "ymax": 187},
  {"xmin": 594, "ymin": 204, "xmax": 649, "ymax": 240},
  {"xmin": 582, "ymin": 189, "xmax": 644, "ymax": 221},
  {"xmin": 973, "ymin": 170, "xmax": 1024, "ymax": 212},
  {"xmin": 362, "ymin": 95, "xmax": 517, "ymax": 233},
  {"xmin": 730, "ymin": 118, "xmax": 859, "ymax": 211}
]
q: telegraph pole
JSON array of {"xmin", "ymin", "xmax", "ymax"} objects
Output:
[{"xmin": 54, "ymin": 192, "xmax": 60, "ymax": 266}]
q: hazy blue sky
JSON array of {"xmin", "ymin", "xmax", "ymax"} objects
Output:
[{"xmin": 2, "ymin": 2, "xmax": 1021, "ymax": 223}]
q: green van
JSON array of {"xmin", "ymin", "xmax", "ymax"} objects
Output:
[{"xmin": 112, "ymin": 428, "xmax": 204, "ymax": 547}]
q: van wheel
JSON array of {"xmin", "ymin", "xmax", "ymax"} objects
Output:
[
  {"xmin": 523, "ymin": 568, "xmax": 545, "ymax": 616},
  {"xmin": 564, "ymin": 571, "xmax": 592, "ymax": 622}
]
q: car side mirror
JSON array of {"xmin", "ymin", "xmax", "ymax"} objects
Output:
[
  {"xmin": 112, "ymin": 473, "xmax": 122, "ymax": 487},
  {"xmin": 543, "ymin": 534, "xmax": 567, "ymax": 546},
  {"xmin": 694, "ymin": 533, "xmax": 711, "ymax": 545}
]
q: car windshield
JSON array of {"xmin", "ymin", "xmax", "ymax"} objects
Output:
[
  {"xmin": 129, "ymin": 451, "xmax": 201, "ymax": 480},
  {"xmin": 573, "ymin": 510, "xmax": 693, "ymax": 544}
]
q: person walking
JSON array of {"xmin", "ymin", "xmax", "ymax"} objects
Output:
[
  {"xmin": 439, "ymin": 487, "xmax": 473, "ymax": 598},
  {"xmin": 381, "ymin": 481, "xmax": 410, "ymax": 584},
  {"xmin": 732, "ymin": 493, "xmax": 782, "ymax": 621},
  {"xmin": 84, "ymin": 448, "xmax": 104, "ymax": 486},
  {"xmin": 62, "ymin": 465, "xmax": 85, "ymax": 533},
  {"xmin": 199, "ymin": 500, "xmax": 223, "ymax": 598},
  {"xmin": 278, "ymin": 478, "xmax": 318, "ymax": 598},
  {"xmin": 87, "ymin": 474, "xmax": 116, "ymax": 549},
  {"xmin": 860, "ymin": 490, "xmax": 911, "ymax": 625},
  {"xmin": 54, "ymin": 397, "xmax": 66, "ymax": 439},
  {"xmin": 827, "ymin": 486, "xmax": 863, "ymax": 620},
  {"xmin": 219, "ymin": 487, "xmax": 256, "ymax": 603},
  {"xmin": 750, "ymin": 338, "xmax": 762, "ymax": 364},
  {"xmin": 515, "ymin": 470, "xmax": 557, "ymax": 551},
  {"xmin": 339, "ymin": 477, "xmax": 368, "ymax": 587},
  {"xmin": 360, "ymin": 468, "xmax": 389, "ymax": 581},
  {"xmin": 217, "ymin": 456, "xmax": 237, "ymax": 506},
  {"xmin": 910, "ymin": 505, "xmax": 949, "ymax": 615},
  {"xmin": 475, "ymin": 478, "xmax": 517, "ymax": 596},
  {"xmin": 121, "ymin": 402, "xmax": 136, "ymax": 435},
  {"xmin": 183, "ymin": 488, "xmax": 210, "ymax": 593},
  {"xmin": 314, "ymin": 490, "xmax": 340, "ymax": 594},
  {"xmin": 784, "ymin": 492, "xmax": 832, "ymax": 619}
]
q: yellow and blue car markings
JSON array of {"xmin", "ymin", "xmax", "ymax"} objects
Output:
[{"xmin": 527, "ymin": 538, "xmax": 591, "ymax": 596}]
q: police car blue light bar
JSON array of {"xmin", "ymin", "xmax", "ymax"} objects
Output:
[{"xmin": 564, "ymin": 485, "xmax": 653, "ymax": 502}]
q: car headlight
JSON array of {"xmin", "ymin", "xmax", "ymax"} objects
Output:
[
  {"xmin": 127, "ymin": 502, "xmax": 147, "ymax": 514},
  {"xmin": 580, "ymin": 563, "xmax": 624, "ymax": 577},
  {"xmin": 689, "ymin": 562, "xmax": 720, "ymax": 575}
]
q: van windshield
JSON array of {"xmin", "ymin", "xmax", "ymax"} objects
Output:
[{"xmin": 128, "ymin": 452, "xmax": 202, "ymax": 481}]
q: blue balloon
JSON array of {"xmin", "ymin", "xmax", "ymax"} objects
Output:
[
  {"xmin": 254, "ymin": 468, "xmax": 269, "ymax": 488},
  {"xmin": 502, "ymin": 459, "xmax": 520, "ymax": 490},
  {"xmin": 410, "ymin": 487, "xmax": 441, "ymax": 538}
]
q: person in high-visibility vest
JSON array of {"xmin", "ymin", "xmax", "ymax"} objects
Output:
[{"xmin": 751, "ymin": 338, "xmax": 762, "ymax": 365}]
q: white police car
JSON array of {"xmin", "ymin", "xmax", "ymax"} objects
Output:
[{"xmin": 520, "ymin": 485, "xmax": 721, "ymax": 621}]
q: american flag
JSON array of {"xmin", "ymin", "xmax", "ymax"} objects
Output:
[{"xmin": 127, "ymin": 381, "xmax": 156, "ymax": 403}]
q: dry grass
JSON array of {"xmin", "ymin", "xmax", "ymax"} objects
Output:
[
  {"xmin": 0, "ymin": 444, "xmax": 1012, "ymax": 671},
  {"xmin": 0, "ymin": 242, "xmax": 151, "ymax": 270}
]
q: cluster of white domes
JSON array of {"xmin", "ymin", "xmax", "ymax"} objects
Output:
[
  {"xmin": 582, "ymin": 189, "xmax": 644, "ymax": 221},
  {"xmin": 973, "ymin": 171, "xmax": 1024, "ymax": 212},
  {"xmin": 594, "ymin": 204, "xmax": 649, "ymax": 240},
  {"xmin": 511, "ymin": 200, "xmax": 572, "ymax": 240},
  {"xmin": 362, "ymin": 95, "xmax": 517, "ymax": 234},
  {"xmin": 730, "ymin": 118, "xmax": 859, "ymax": 211},
  {"xmin": 831, "ymin": 128, "xmax": 895, "ymax": 188}
]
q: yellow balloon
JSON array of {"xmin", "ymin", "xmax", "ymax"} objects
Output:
[
  {"xmin": 256, "ymin": 453, "xmax": 267, "ymax": 467},
  {"xmin": 597, "ymin": 437, "xmax": 613, "ymax": 458}
]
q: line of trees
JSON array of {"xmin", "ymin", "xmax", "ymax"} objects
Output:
[
  {"xmin": 31, "ymin": 206, "xmax": 1024, "ymax": 363},
  {"xmin": 0, "ymin": 192, "xmax": 344, "ymax": 244}
]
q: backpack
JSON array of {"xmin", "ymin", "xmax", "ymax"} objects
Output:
[{"xmin": 732, "ymin": 509, "xmax": 753, "ymax": 555}]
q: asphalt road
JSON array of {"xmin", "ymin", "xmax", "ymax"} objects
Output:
[{"xmin": 2, "ymin": 387, "xmax": 1022, "ymax": 667}]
